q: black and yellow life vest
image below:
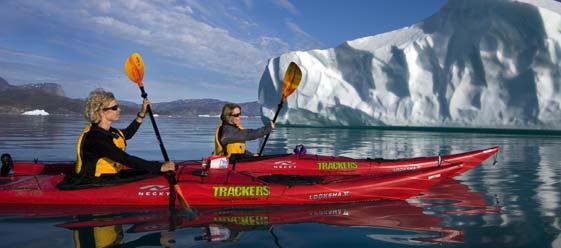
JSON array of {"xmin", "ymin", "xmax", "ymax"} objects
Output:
[
  {"xmin": 214, "ymin": 124, "xmax": 246, "ymax": 158},
  {"xmin": 75, "ymin": 123, "xmax": 126, "ymax": 177},
  {"xmin": 73, "ymin": 225, "xmax": 124, "ymax": 248}
]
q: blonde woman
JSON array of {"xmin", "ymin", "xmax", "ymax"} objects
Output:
[
  {"xmin": 75, "ymin": 89, "xmax": 174, "ymax": 179},
  {"xmin": 214, "ymin": 103, "xmax": 274, "ymax": 159}
]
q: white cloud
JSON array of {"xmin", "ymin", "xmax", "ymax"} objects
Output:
[
  {"xmin": 95, "ymin": 1, "xmax": 111, "ymax": 12},
  {"xmin": 286, "ymin": 20, "xmax": 312, "ymax": 39},
  {"xmin": 112, "ymin": 1, "xmax": 268, "ymax": 79},
  {"xmin": 285, "ymin": 20, "xmax": 324, "ymax": 50},
  {"xmin": 2, "ymin": 0, "xmax": 320, "ymax": 101},
  {"xmin": 173, "ymin": 5, "xmax": 194, "ymax": 14},
  {"xmin": 12, "ymin": 0, "xmax": 271, "ymax": 82},
  {"xmin": 272, "ymin": 0, "xmax": 299, "ymax": 15},
  {"xmin": 90, "ymin": 16, "xmax": 151, "ymax": 38},
  {"xmin": 256, "ymin": 36, "xmax": 290, "ymax": 56},
  {"xmin": 122, "ymin": 0, "xmax": 151, "ymax": 11},
  {"xmin": 0, "ymin": 48, "xmax": 61, "ymax": 63},
  {"xmin": 242, "ymin": 0, "xmax": 254, "ymax": 9}
]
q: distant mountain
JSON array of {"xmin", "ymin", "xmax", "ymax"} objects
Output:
[
  {"xmin": 0, "ymin": 78, "xmax": 82, "ymax": 114},
  {"xmin": 0, "ymin": 77, "xmax": 10, "ymax": 91},
  {"xmin": 0, "ymin": 88, "xmax": 84, "ymax": 114},
  {"xmin": 0, "ymin": 79, "xmax": 64, "ymax": 96},
  {"xmin": 0, "ymin": 78, "xmax": 260, "ymax": 116},
  {"xmin": 153, "ymin": 99, "xmax": 261, "ymax": 116},
  {"xmin": 239, "ymin": 101, "xmax": 261, "ymax": 117},
  {"xmin": 18, "ymin": 83, "xmax": 65, "ymax": 97}
]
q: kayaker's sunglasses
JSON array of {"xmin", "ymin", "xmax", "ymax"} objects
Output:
[
  {"xmin": 103, "ymin": 105, "xmax": 120, "ymax": 111},
  {"xmin": 230, "ymin": 113, "xmax": 241, "ymax": 117}
]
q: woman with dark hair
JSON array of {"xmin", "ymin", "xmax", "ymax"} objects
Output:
[{"xmin": 214, "ymin": 103, "xmax": 274, "ymax": 159}]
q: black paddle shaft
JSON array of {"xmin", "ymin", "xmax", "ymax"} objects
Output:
[
  {"xmin": 140, "ymin": 87, "xmax": 170, "ymax": 162},
  {"xmin": 258, "ymin": 100, "xmax": 284, "ymax": 156},
  {"xmin": 139, "ymin": 87, "xmax": 178, "ymax": 207}
]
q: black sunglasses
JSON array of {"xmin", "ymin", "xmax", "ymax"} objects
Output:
[
  {"xmin": 230, "ymin": 113, "xmax": 241, "ymax": 117},
  {"xmin": 102, "ymin": 105, "xmax": 120, "ymax": 111}
]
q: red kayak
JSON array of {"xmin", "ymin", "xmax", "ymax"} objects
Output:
[
  {"xmin": 0, "ymin": 147, "xmax": 499, "ymax": 206},
  {"xmin": 0, "ymin": 179, "xmax": 500, "ymax": 244},
  {"xmin": 47, "ymin": 179, "xmax": 496, "ymax": 245},
  {"xmin": 6, "ymin": 146, "xmax": 499, "ymax": 178},
  {"xmin": 0, "ymin": 179, "xmax": 499, "ymax": 245}
]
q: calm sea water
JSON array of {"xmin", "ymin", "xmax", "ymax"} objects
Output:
[{"xmin": 0, "ymin": 114, "xmax": 560, "ymax": 248}]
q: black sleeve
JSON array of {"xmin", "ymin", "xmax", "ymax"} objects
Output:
[
  {"xmin": 87, "ymin": 133, "xmax": 161, "ymax": 174},
  {"xmin": 221, "ymin": 125, "xmax": 272, "ymax": 144},
  {"xmin": 121, "ymin": 119, "xmax": 142, "ymax": 140}
]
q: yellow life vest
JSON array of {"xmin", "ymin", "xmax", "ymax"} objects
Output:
[
  {"xmin": 75, "ymin": 123, "xmax": 126, "ymax": 177},
  {"xmin": 214, "ymin": 124, "xmax": 246, "ymax": 158}
]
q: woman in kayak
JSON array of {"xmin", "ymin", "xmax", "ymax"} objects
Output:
[
  {"xmin": 214, "ymin": 103, "xmax": 274, "ymax": 160},
  {"xmin": 74, "ymin": 89, "xmax": 174, "ymax": 179}
]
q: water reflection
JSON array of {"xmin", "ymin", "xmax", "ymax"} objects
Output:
[
  {"xmin": 0, "ymin": 179, "xmax": 497, "ymax": 247},
  {"xmin": 0, "ymin": 115, "xmax": 511, "ymax": 160},
  {"xmin": 0, "ymin": 115, "xmax": 267, "ymax": 161},
  {"xmin": 2, "ymin": 115, "xmax": 561, "ymax": 247},
  {"xmin": 267, "ymin": 125, "xmax": 508, "ymax": 159}
]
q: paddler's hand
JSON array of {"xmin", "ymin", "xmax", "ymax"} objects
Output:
[
  {"xmin": 270, "ymin": 121, "xmax": 275, "ymax": 129},
  {"xmin": 136, "ymin": 98, "xmax": 150, "ymax": 122},
  {"xmin": 160, "ymin": 231, "xmax": 176, "ymax": 247},
  {"xmin": 160, "ymin": 161, "xmax": 175, "ymax": 172},
  {"xmin": 140, "ymin": 98, "xmax": 150, "ymax": 116}
]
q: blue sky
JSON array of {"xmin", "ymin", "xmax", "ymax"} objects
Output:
[{"xmin": 0, "ymin": 0, "xmax": 446, "ymax": 103}]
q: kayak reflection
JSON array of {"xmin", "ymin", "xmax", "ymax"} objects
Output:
[{"xmin": 38, "ymin": 178, "xmax": 499, "ymax": 246}]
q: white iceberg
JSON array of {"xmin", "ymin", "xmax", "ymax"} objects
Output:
[
  {"xmin": 259, "ymin": 0, "xmax": 561, "ymax": 130},
  {"xmin": 22, "ymin": 109, "xmax": 50, "ymax": 116}
]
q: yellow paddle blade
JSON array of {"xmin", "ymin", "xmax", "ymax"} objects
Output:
[
  {"xmin": 124, "ymin": 52, "xmax": 145, "ymax": 87},
  {"xmin": 281, "ymin": 62, "xmax": 302, "ymax": 101}
]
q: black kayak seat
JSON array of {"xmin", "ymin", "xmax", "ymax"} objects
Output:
[{"xmin": 1, "ymin": 153, "xmax": 14, "ymax": 176}]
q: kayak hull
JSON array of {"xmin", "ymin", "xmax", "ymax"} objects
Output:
[
  {"xmin": 0, "ymin": 147, "xmax": 499, "ymax": 206},
  {"xmin": 0, "ymin": 164, "xmax": 463, "ymax": 205}
]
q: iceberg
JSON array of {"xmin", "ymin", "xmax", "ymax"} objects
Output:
[
  {"xmin": 22, "ymin": 109, "xmax": 50, "ymax": 116},
  {"xmin": 258, "ymin": 0, "xmax": 561, "ymax": 130}
]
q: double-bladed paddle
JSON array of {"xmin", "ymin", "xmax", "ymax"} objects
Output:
[
  {"xmin": 124, "ymin": 52, "xmax": 190, "ymax": 210},
  {"xmin": 258, "ymin": 62, "xmax": 302, "ymax": 156}
]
